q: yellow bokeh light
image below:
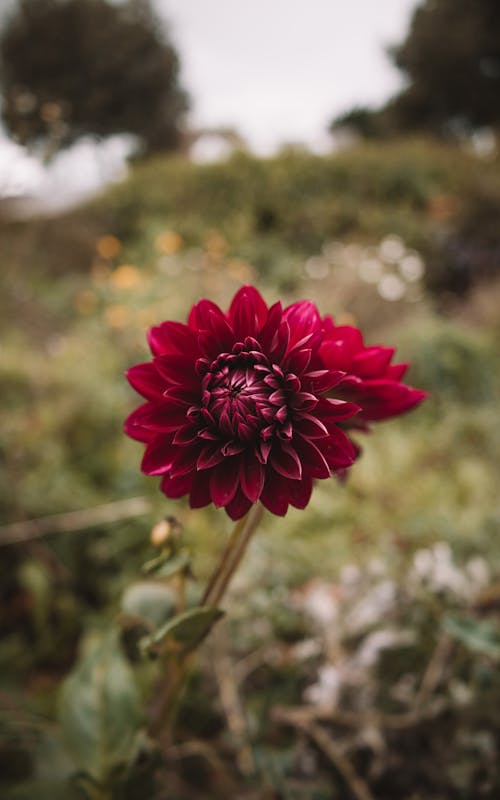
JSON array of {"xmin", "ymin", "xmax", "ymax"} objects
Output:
[
  {"xmin": 96, "ymin": 235, "xmax": 122, "ymax": 260},
  {"xmin": 155, "ymin": 230, "xmax": 183, "ymax": 255},
  {"xmin": 108, "ymin": 264, "xmax": 142, "ymax": 289}
]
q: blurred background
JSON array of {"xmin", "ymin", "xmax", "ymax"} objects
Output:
[{"xmin": 1, "ymin": 1, "xmax": 500, "ymax": 798}]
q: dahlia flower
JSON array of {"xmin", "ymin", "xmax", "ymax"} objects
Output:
[{"xmin": 125, "ymin": 286, "xmax": 425, "ymax": 519}]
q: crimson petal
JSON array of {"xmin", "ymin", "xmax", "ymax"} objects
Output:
[
  {"xmin": 131, "ymin": 401, "xmax": 192, "ymax": 432},
  {"xmin": 240, "ymin": 453, "xmax": 265, "ymax": 502},
  {"xmin": 293, "ymin": 412, "xmax": 329, "ymax": 439},
  {"xmin": 352, "ymin": 346, "xmax": 395, "ymax": 378},
  {"xmin": 160, "ymin": 472, "xmax": 193, "ymax": 499},
  {"xmin": 260, "ymin": 471, "xmax": 290, "ymax": 516},
  {"xmin": 189, "ymin": 472, "xmax": 212, "ymax": 509},
  {"xmin": 314, "ymin": 398, "xmax": 361, "ymax": 422},
  {"xmin": 321, "ymin": 428, "xmax": 357, "ymax": 470},
  {"xmin": 229, "ymin": 285, "xmax": 268, "ymax": 338},
  {"xmin": 188, "ymin": 298, "xmax": 224, "ymax": 330},
  {"xmin": 169, "ymin": 445, "xmax": 200, "ymax": 478},
  {"xmin": 209, "ymin": 458, "xmax": 240, "ymax": 507},
  {"xmin": 270, "ymin": 442, "xmax": 302, "ymax": 480},
  {"xmin": 288, "ymin": 476, "xmax": 313, "ymax": 509},
  {"xmin": 385, "ymin": 362, "xmax": 409, "ymax": 380},
  {"xmin": 225, "ymin": 489, "xmax": 253, "ymax": 520},
  {"xmin": 294, "ymin": 436, "xmax": 331, "ymax": 479},
  {"xmin": 148, "ymin": 321, "xmax": 199, "ymax": 358},
  {"xmin": 141, "ymin": 434, "xmax": 175, "ymax": 475},
  {"xmin": 126, "ymin": 363, "xmax": 166, "ymax": 400},
  {"xmin": 154, "ymin": 354, "xmax": 200, "ymax": 390}
]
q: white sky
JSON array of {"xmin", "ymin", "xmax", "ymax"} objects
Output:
[
  {"xmin": 157, "ymin": 0, "xmax": 419, "ymax": 153},
  {"xmin": 1, "ymin": 0, "xmax": 419, "ymax": 206}
]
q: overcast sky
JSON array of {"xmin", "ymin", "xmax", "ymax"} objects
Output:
[
  {"xmin": 156, "ymin": 0, "xmax": 419, "ymax": 152},
  {"xmin": 1, "ymin": 0, "xmax": 420, "ymax": 204}
]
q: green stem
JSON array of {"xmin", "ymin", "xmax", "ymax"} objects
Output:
[
  {"xmin": 202, "ymin": 502, "xmax": 264, "ymax": 607},
  {"xmin": 150, "ymin": 502, "xmax": 264, "ymax": 741}
]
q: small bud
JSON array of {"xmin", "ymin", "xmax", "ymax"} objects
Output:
[{"xmin": 150, "ymin": 516, "xmax": 182, "ymax": 548}]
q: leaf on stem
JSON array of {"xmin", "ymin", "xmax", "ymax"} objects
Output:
[
  {"xmin": 139, "ymin": 606, "xmax": 225, "ymax": 655},
  {"xmin": 143, "ymin": 550, "xmax": 192, "ymax": 580}
]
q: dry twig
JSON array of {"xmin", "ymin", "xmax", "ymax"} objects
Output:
[
  {"xmin": 274, "ymin": 710, "xmax": 374, "ymax": 800},
  {"xmin": 0, "ymin": 496, "xmax": 152, "ymax": 545},
  {"xmin": 211, "ymin": 622, "xmax": 256, "ymax": 777}
]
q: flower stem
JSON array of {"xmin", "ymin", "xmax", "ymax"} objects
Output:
[
  {"xmin": 202, "ymin": 502, "xmax": 264, "ymax": 607},
  {"xmin": 150, "ymin": 502, "xmax": 264, "ymax": 742}
]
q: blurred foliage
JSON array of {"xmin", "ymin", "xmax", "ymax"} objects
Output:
[
  {"xmin": 0, "ymin": 0, "xmax": 188, "ymax": 159},
  {"xmin": 331, "ymin": 0, "xmax": 500, "ymax": 141},
  {"xmin": 388, "ymin": 0, "xmax": 500, "ymax": 137},
  {"xmin": 3, "ymin": 140, "xmax": 500, "ymax": 301},
  {"xmin": 1, "ymin": 140, "xmax": 500, "ymax": 797}
]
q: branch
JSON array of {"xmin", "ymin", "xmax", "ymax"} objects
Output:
[
  {"xmin": 0, "ymin": 497, "xmax": 152, "ymax": 545},
  {"xmin": 274, "ymin": 711, "xmax": 374, "ymax": 800}
]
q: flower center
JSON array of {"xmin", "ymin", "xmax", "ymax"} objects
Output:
[{"xmin": 195, "ymin": 339, "xmax": 293, "ymax": 445}]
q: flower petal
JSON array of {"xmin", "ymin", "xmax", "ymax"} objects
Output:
[
  {"xmin": 126, "ymin": 363, "xmax": 166, "ymax": 400},
  {"xmin": 315, "ymin": 398, "xmax": 361, "ymax": 422},
  {"xmin": 148, "ymin": 321, "xmax": 199, "ymax": 358},
  {"xmin": 209, "ymin": 457, "xmax": 240, "ymax": 507},
  {"xmin": 189, "ymin": 472, "xmax": 212, "ymax": 509},
  {"xmin": 260, "ymin": 471, "xmax": 290, "ymax": 516},
  {"xmin": 284, "ymin": 300, "xmax": 321, "ymax": 347},
  {"xmin": 293, "ymin": 436, "xmax": 331, "ymax": 479},
  {"xmin": 141, "ymin": 434, "xmax": 175, "ymax": 475},
  {"xmin": 302, "ymin": 369, "xmax": 344, "ymax": 394},
  {"xmin": 197, "ymin": 443, "xmax": 225, "ymax": 470},
  {"xmin": 169, "ymin": 445, "xmax": 200, "ymax": 478},
  {"xmin": 343, "ymin": 381, "xmax": 428, "ymax": 421},
  {"xmin": 130, "ymin": 400, "xmax": 192, "ymax": 432},
  {"xmin": 229, "ymin": 285, "xmax": 268, "ymax": 338},
  {"xmin": 154, "ymin": 354, "xmax": 200, "ymax": 390},
  {"xmin": 385, "ymin": 362, "xmax": 409, "ymax": 380},
  {"xmin": 188, "ymin": 298, "xmax": 224, "ymax": 330},
  {"xmin": 225, "ymin": 489, "xmax": 253, "ymax": 520},
  {"xmin": 288, "ymin": 475, "xmax": 313, "ymax": 509},
  {"xmin": 321, "ymin": 428, "xmax": 357, "ymax": 470},
  {"xmin": 351, "ymin": 346, "xmax": 395, "ymax": 378},
  {"xmin": 240, "ymin": 453, "xmax": 265, "ymax": 502},
  {"xmin": 293, "ymin": 412, "xmax": 329, "ymax": 439},
  {"xmin": 270, "ymin": 442, "xmax": 302, "ymax": 480},
  {"xmin": 160, "ymin": 472, "xmax": 193, "ymax": 499}
]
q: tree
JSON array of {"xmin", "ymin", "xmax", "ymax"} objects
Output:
[
  {"xmin": 0, "ymin": 0, "xmax": 189, "ymax": 159},
  {"xmin": 329, "ymin": 106, "xmax": 388, "ymax": 140},
  {"xmin": 389, "ymin": 0, "xmax": 500, "ymax": 136},
  {"xmin": 330, "ymin": 0, "xmax": 500, "ymax": 139}
]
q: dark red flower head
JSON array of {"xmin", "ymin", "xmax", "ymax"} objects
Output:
[{"xmin": 125, "ymin": 287, "xmax": 426, "ymax": 519}]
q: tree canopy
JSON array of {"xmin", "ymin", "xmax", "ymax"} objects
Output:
[
  {"xmin": 331, "ymin": 0, "xmax": 500, "ymax": 139},
  {"xmin": 0, "ymin": 0, "xmax": 189, "ymax": 159}
]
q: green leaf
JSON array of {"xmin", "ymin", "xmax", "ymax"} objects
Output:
[
  {"xmin": 443, "ymin": 616, "xmax": 500, "ymax": 658},
  {"xmin": 141, "ymin": 550, "xmax": 174, "ymax": 575},
  {"xmin": 58, "ymin": 631, "xmax": 142, "ymax": 782},
  {"xmin": 144, "ymin": 551, "xmax": 191, "ymax": 580},
  {"xmin": 139, "ymin": 606, "xmax": 224, "ymax": 654},
  {"xmin": 121, "ymin": 581, "xmax": 177, "ymax": 629}
]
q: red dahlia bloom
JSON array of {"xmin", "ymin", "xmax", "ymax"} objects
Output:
[{"xmin": 125, "ymin": 286, "xmax": 426, "ymax": 519}]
